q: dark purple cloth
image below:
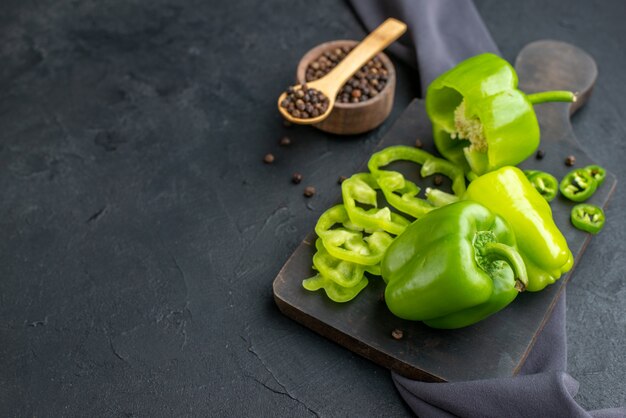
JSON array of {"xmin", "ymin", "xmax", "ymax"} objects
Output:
[
  {"xmin": 348, "ymin": 1, "xmax": 626, "ymax": 416},
  {"xmin": 348, "ymin": 0, "xmax": 498, "ymax": 95}
]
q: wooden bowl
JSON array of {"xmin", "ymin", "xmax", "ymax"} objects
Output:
[{"xmin": 296, "ymin": 40, "xmax": 396, "ymax": 135}]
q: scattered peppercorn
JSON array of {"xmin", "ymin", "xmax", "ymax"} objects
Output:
[
  {"xmin": 565, "ymin": 155, "xmax": 576, "ymax": 166},
  {"xmin": 263, "ymin": 153, "xmax": 275, "ymax": 164},
  {"xmin": 292, "ymin": 172, "xmax": 303, "ymax": 184},
  {"xmin": 434, "ymin": 175, "xmax": 444, "ymax": 186},
  {"xmin": 391, "ymin": 329, "xmax": 404, "ymax": 340},
  {"xmin": 280, "ymin": 85, "xmax": 329, "ymax": 119},
  {"xmin": 338, "ymin": 175, "xmax": 348, "ymax": 184},
  {"xmin": 415, "ymin": 139, "xmax": 423, "ymax": 148},
  {"xmin": 536, "ymin": 149, "xmax": 545, "ymax": 160},
  {"xmin": 305, "ymin": 46, "xmax": 389, "ymax": 104},
  {"xmin": 280, "ymin": 136, "xmax": 291, "ymax": 146},
  {"xmin": 303, "ymin": 186, "xmax": 316, "ymax": 197}
]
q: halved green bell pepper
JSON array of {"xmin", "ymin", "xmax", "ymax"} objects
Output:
[
  {"xmin": 382, "ymin": 200, "xmax": 527, "ymax": 329},
  {"xmin": 464, "ymin": 166, "xmax": 574, "ymax": 292},
  {"xmin": 426, "ymin": 53, "xmax": 575, "ymax": 176}
]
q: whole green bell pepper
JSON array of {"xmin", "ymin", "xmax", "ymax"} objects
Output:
[
  {"xmin": 426, "ymin": 53, "xmax": 575, "ymax": 175},
  {"xmin": 382, "ymin": 200, "xmax": 528, "ymax": 329},
  {"xmin": 464, "ymin": 166, "xmax": 574, "ymax": 292}
]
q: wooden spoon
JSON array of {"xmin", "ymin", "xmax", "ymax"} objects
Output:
[{"xmin": 277, "ymin": 18, "xmax": 407, "ymax": 125}]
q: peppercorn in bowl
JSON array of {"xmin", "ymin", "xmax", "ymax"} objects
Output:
[{"xmin": 296, "ymin": 40, "xmax": 396, "ymax": 135}]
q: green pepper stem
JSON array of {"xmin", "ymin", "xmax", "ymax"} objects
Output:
[
  {"xmin": 482, "ymin": 242, "xmax": 529, "ymax": 292},
  {"xmin": 527, "ymin": 90, "xmax": 576, "ymax": 105}
]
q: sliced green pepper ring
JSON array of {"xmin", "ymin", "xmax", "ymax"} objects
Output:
[
  {"xmin": 585, "ymin": 165, "xmax": 606, "ymax": 187},
  {"xmin": 571, "ymin": 203, "xmax": 605, "ymax": 234},
  {"xmin": 523, "ymin": 170, "xmax": 558, "ymax": 202},
  {"xmin": 367, "ymin": 145, "xmax": 466, "ymax": 218},
  {"xmin": 559, "ymin": 168, "xmax": 597, "ymax": 202},
  {"xmin": 314, "ymin": 205, "xmax": 394, "ymax": 266},
  {"xmin": 341, "ymin": 173, "xmax": 410, "ymax": 235}
]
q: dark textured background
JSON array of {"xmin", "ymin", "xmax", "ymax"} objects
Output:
[{"xmin": 1, "ymin": 0, "xmax": 624, "ymax": 416}]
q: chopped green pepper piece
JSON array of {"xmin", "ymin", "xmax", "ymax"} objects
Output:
[
  {"xmin": 303, "ymin": 274, "xmax": 368, "ymax": 303},
  {"xmin": 341, "ymin": 173, "xmax": 410, "ymax": 235},
  {"xmin": 559, "ymin": 168, "xmax": 597, "ymax": 202},
  {"xmin": 571, "ymin": 204, "xmax": 605, "ymax": 234},
  {"xmin": 367, "ymin": 145, "xmax": 466, "ymax": 218},
  {"xmin": 585, "ymin": 165, "xmax": 606, "ymax": 187},
  {"xmin": 426, "ymin": 53, "xmax": 575, "ymax": 176},
  {"xmin": 312, "ymin": 239, "xmax": 365, "ymax": 288},
  {"xmin": 314, "ymin": 205, "xmax": 394, "ymax": 266},
  {"xmin": 524, "ymin": 170, "xmax": 558, "ymax": 202}
]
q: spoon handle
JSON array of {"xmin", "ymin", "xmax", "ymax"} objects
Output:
[{"xmin": 315, "ymin": 18, "xmax": 407, "ymax": 95}]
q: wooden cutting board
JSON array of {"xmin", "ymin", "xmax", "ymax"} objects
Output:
[{"xmin": 272, "ymin": 40, "xmax": 617, "ymax": 382}]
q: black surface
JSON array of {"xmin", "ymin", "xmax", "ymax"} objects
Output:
[{"xmin": 1, "ymin": 1, "xmax": 624, "ymax": 416}]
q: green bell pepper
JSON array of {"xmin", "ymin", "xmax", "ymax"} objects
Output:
[
  {"xmin": 382, "ymin": 200, "xmax": 528, "ymax": 329},
  {"xmin": 465, "ymin": 166, "xmax": 574, "ymax": 292},
  {"xmin": 426, "ymin": 53, "xmax": 575, "ymax": 176}
]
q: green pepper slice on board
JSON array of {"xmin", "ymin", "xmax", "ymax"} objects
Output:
[
  {"xmin": 524, "ymin": 170, "xmax": 559, "ymax": 202},
  {"xmin": 585, "ymin": 165, "xmax": 606, "ymax": 187},
  {"xmin": 367, "ymin": 145, "xmax": 466, "ymax": 218},
  {"xmin": 571, "ymin": 204, "xmax": 605, "ymax": 234},
  {"xmin": 314, "ymin": 205, "xmax": 394, "ymax": 266},
  {"xmin": 312, "ymin": 239, "xmax": 366, "ymax": 287},
  {"xmin": 426, "ymin": 53, "xmax": 575, "ymax": 176},
  {"xmin": 341, "ymin": 173, "xmax": 410, "ymax": 235},
  {"xmin": 302, "ymin": 274, "xmax": 368, "ymax": 303},
  {"xmin": 382, "ymin": 201, "xmax": 528, "ymax": 329},
  {"xmin": 559, "ymin": 168, "xmax": 598, "ymax": 202}
]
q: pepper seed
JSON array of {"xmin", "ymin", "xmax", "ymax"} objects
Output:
[
  {"xmin": 292, "ymin": 172, "xmax": 303, "ymax": 184},
  {"xmin": 263, "ymin": 153, "xmax": 275, "ymax": 164},
  {"xmin": 391, "ymin": 329, "xmax": 404, "ymax": 340},
  {"xmin": 565, "ymin": 155, "xmax": 576, "ymax": 166}
]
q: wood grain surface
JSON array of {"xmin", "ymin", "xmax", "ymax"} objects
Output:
[{"xmin": 273, "ymin": 40, "xmax": 617, "ymax": 382}]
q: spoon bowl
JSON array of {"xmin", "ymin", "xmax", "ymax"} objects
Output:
[{"xmin": 278, "ymin": 18, "xmax": 406, "ymax": 125}]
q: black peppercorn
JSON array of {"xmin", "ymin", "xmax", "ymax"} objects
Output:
[
  {"xmin": 391, "ymin": 329, "xmax": 404, "ymax": 340},
  {"xmin": 280, "ymin": 86, "xmax": 329, "ymax": 120},
  {"xmin": 536, "ymin": 149, "xmax": 545, "ymax": 159},
  {"xmin": 565, "ymin": 155, "xmax": 576, "ymax": 166},
  {"xmin": 280, "ymin": 136, "xmax": 291, "ymax": 146},
  {"xmin": 415, "ymin": 139, "xmax": 423, "ymax": 148},
  {"xmin": 263, "ymin": 153, "xmax": 275, "ymax": 164},
  {"xmin": 305, "ymin": 45, "xmax": 388, "ymax": 104},
  {"xmin": 338, "ymin": 176, "xmax": 348, "ymax": 184},
  {"xmin": 434, "ymin": 175, "xmax": 444, "ymax": 186},
  {"xmin": 292, "ymin": 172, "xmax": 303, "ymax": 184},
  {"xmin": 303, "ymin": 186, "xmax": 316, "ymax": 197}
]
